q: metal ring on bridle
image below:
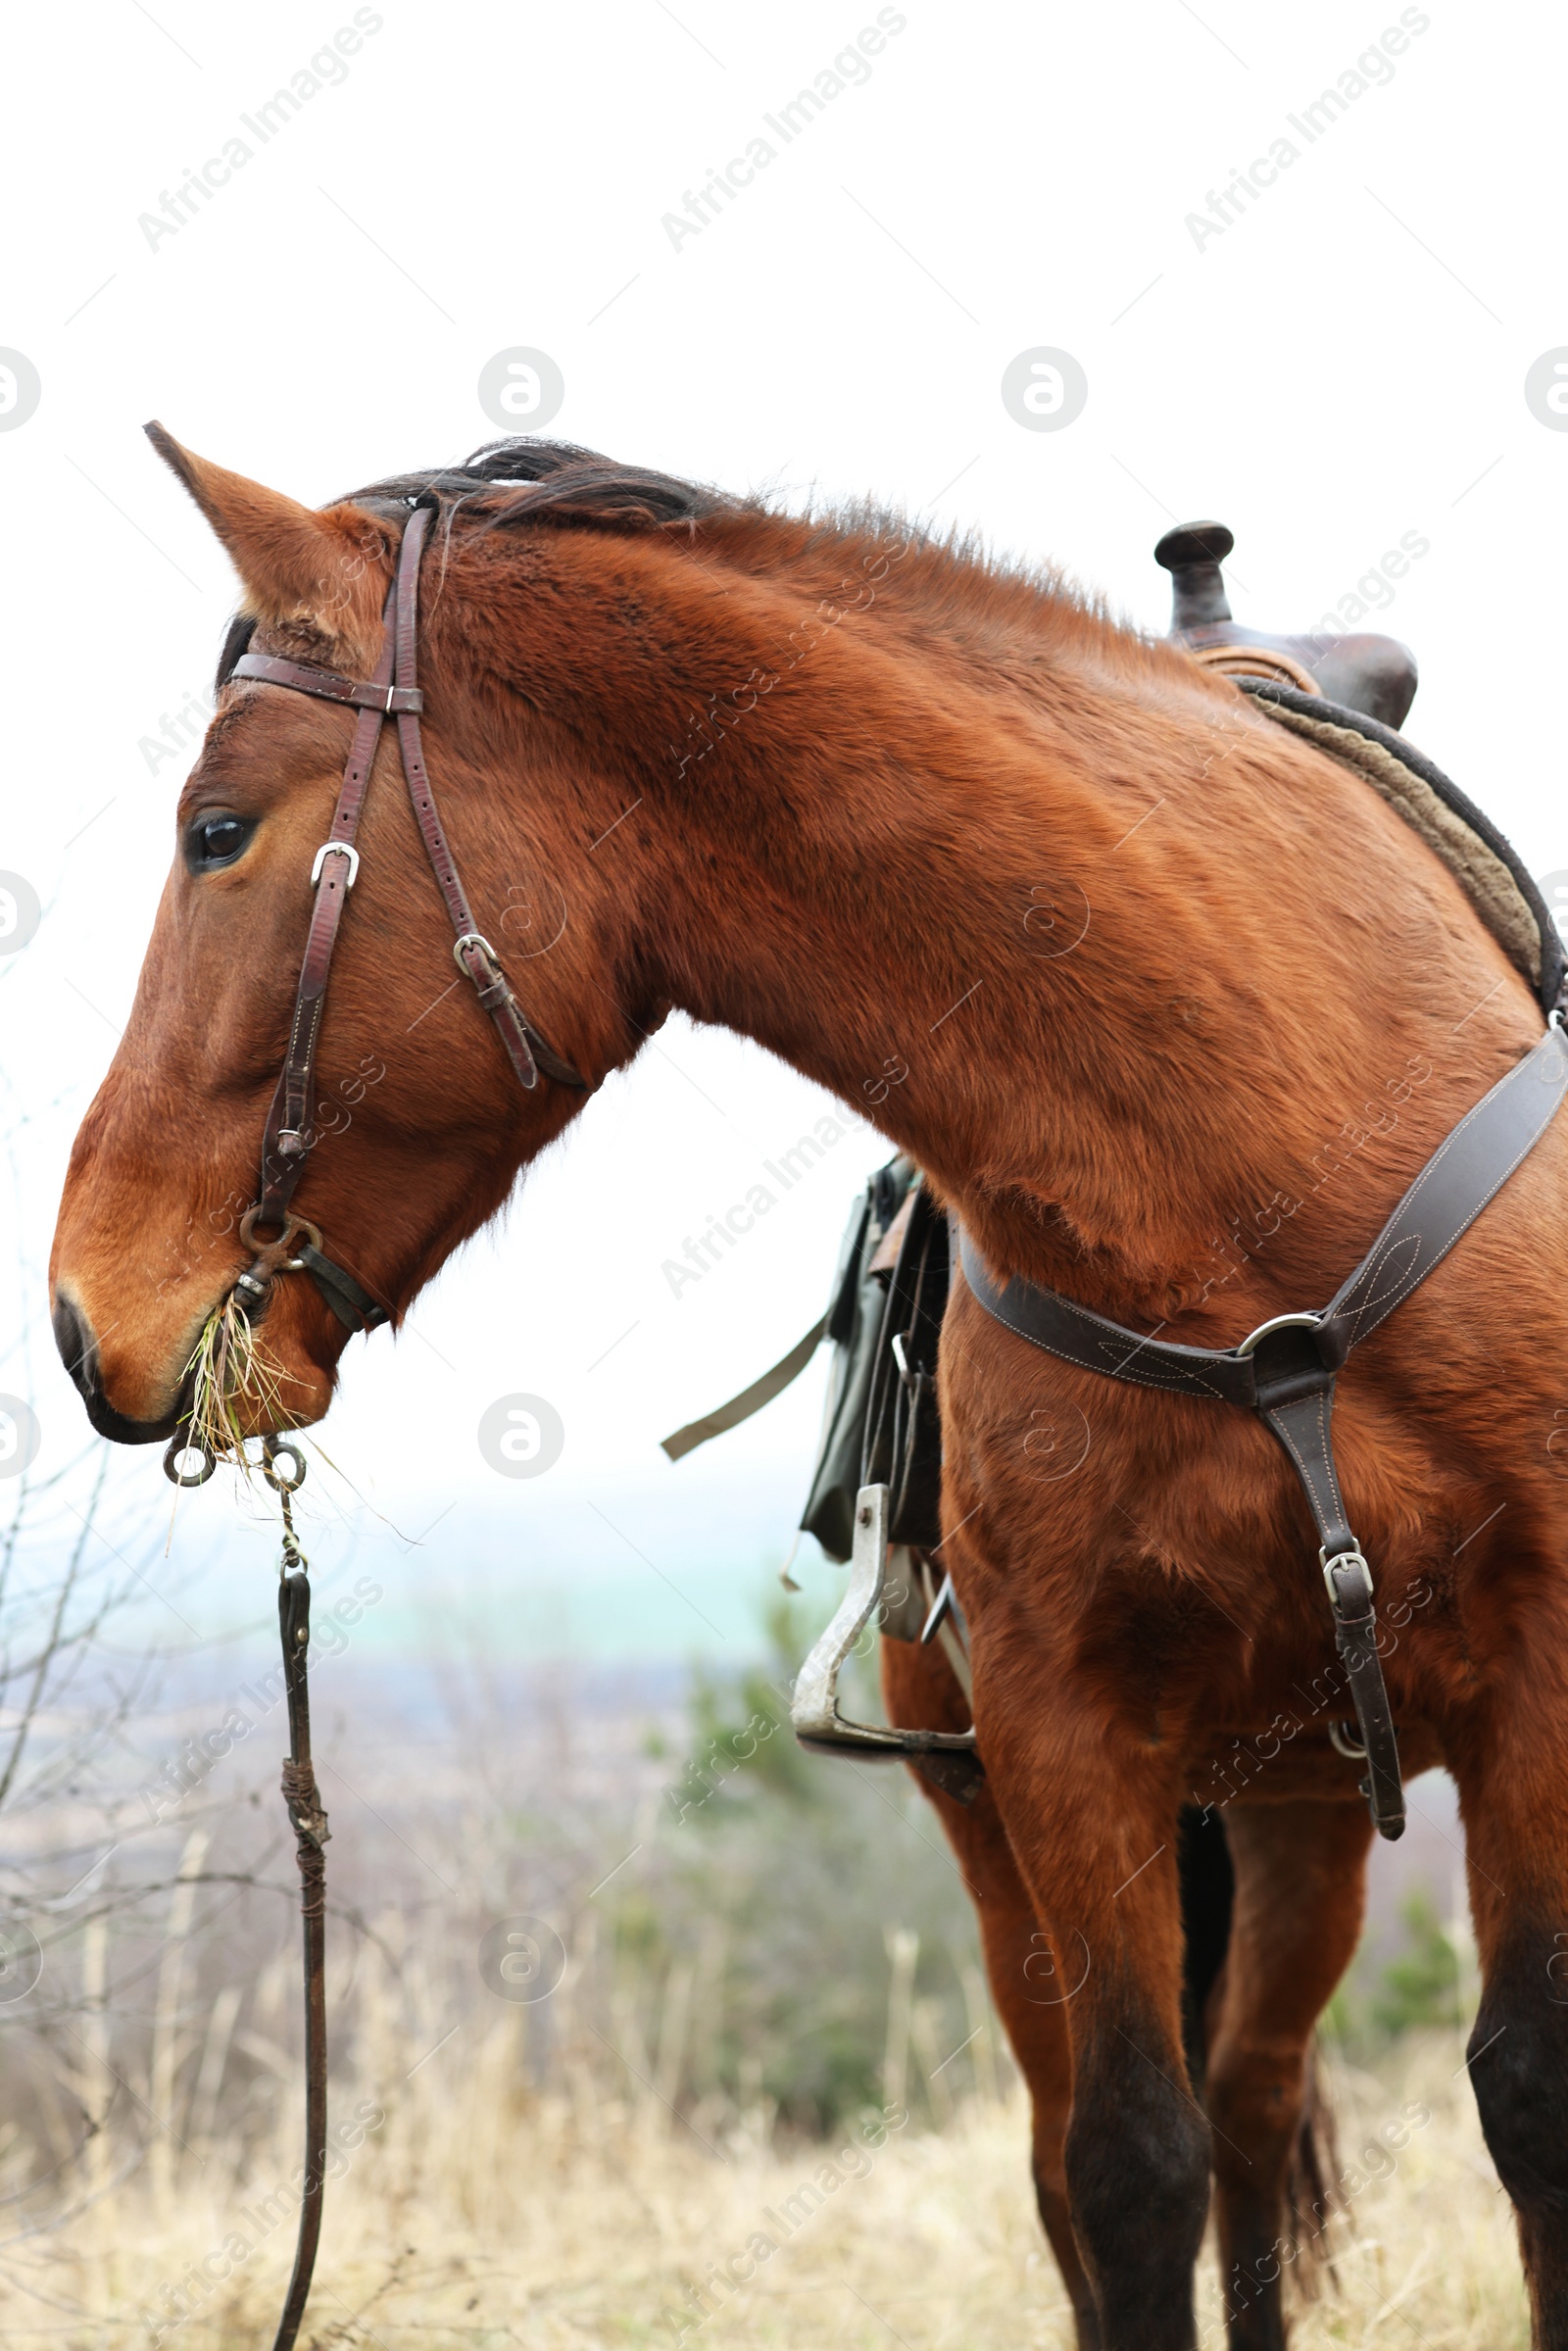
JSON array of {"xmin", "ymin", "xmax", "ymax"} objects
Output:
[
  {"xmin": 163, "ymin": 1432, "xmax": 218, "ymax": 1487},
  {"xmin": 237, "ymin": 1206, "xmax": 324, "ymax": 1265},
  {"xmin": 263, "ymin": 1434, "xmax": 309, "ymax": 1494}
]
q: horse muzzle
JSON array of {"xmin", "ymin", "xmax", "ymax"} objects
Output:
[{"xmin": 51, "ymin": 1288, "xmax": 185, "ymax": 1444}]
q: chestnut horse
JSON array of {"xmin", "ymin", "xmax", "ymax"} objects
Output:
[{"xmin": 50, "ymin": 432, "xmax": 1568, "ymax": 2350}]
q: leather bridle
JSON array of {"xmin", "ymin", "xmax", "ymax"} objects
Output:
[
  {"xmin": 159, "ymin": 501, "xmax": 593, "ymax": 2351},
  {"xmin": 222, "ymin": 499, "xmax": 589, "ymax": 1342}
]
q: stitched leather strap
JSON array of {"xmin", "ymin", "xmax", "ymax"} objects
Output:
[
  {"xmin": 1318, "ymin": 1021, "xmax": 1568, "ymax": 1354},
  {"xmin": 272, "ymin": 1562, "xmax": 328, "ymax": 2351},
  {"xmin": 1322, "ymin": 1552, "xmax": 1405, "ymax": 1835},
  {"xmin": 956, "ymin": 1020, "xmax": 1568, "ymax": 1403},
  {"xmin": 956, "ymin": 1237, "xmax": 1257, "ymax": 1404},
  {"xmin": 1262, "ymin": 1388, "xmax": 1354, "ymax": 1557}
]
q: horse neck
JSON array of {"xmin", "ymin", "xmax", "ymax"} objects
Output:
[{"xmin": 457, "ymin": 527, "xmax": 1535, "ymax": 1332}]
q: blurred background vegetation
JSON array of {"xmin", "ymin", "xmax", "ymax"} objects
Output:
[
  {"xmin": 0, "ymin": 1482, "xmax": 1480, "ymax": 2234},
  {"xmin": 0, "ymin": 1448, "xmax": 1508, "ymax": 2350},
  {"xmin": 623, "ymin": 1592, "xmax": 996, "ymax": 2135}
]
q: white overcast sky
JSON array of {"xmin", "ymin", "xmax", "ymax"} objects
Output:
[{"xmin": 2, "ymin": 0, "xmax": 1565, "ymax": 1655}]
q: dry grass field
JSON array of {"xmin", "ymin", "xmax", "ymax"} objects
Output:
[
  {"xmin": 7, "ymin": 2026, "xmax": 1525, "ymax": 2349},
  {"xmin": 0, "ymin": 1520, "xmax": 1522, "ymax": 2351}
]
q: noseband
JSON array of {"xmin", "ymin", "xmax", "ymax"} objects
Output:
[{"xmin": 222, "ymin": 501, "xmax": 589, "ymax": 1339}]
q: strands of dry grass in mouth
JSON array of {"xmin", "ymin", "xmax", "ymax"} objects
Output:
[{"xmin": 181, "ymin": 1296, "xmax": 300, "ymax": 1474}]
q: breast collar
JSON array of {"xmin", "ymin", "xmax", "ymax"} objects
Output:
[{"xmin": 956, "ymin": 1013, "xmax": 1568, "ymax": 1839}]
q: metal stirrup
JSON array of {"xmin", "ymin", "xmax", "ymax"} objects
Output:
[{"xmin": 792, "ymin": 1484, "xmax": 979, "ymax": 1763}]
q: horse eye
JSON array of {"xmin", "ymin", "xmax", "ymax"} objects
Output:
[{"xmin": 185, "ymin": 812, "xmax": 255, "ymax": 872}]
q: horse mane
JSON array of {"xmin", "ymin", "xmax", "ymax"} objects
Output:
[
  {"xmin": 213, "ymin": 438, "xmax": 1189, "ymax": 697},
  {"xmin": 343, "ymin": 439, "xmax": 1163, "ymax": 660}
]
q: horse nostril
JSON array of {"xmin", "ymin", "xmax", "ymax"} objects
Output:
[
  {"xmin": 52, "ymin": 1294, "xmax": 95, "ymax": 1400},
  {"xmin": 51, "ymin": 1292, "xmax": 179, "ymax": 1445}
]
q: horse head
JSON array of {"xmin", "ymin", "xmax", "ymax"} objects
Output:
[{"xmin": 49, "ymin": 431, "xmax": 681, "ymax": 1445}]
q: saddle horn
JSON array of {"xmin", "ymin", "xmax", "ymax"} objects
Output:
[{"xmin": 1155, "ymin": 517, "xmax": 1419, "ymax": 729}]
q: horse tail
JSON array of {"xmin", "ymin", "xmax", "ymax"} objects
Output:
[
  {"xmin": 1177, "ymin": 1805, "xmax": 1340, "ymax": 2290},
  {"xmin": 1285, "ymin": 2046, "xmax": 1342, "ymax": 2291}
]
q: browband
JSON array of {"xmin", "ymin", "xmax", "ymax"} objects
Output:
[{"xmin": 231, "ymin": 653, "xmax": 425, "ymax": 714}]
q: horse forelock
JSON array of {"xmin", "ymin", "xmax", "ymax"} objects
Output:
[{"xmin": 335, "ymin": 437, "xmax": 724, "ymax": 533}]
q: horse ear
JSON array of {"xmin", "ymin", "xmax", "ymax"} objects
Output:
[{"xmin": 143, "ymin": 421, "xmax": 388, "ymax": 651}]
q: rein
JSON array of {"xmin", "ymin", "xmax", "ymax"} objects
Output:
[
  {"xmin": 163, "ymin": 1432, "xmax": 325, "ymax": 2351},
  {"xmin": 227, "ymin": 498, "xmax": 590, "ymax": 1341},
  {"xmin": 160, "ymin": 501, "xmax": 593, "ymax": 2345},
  {"xmin": 265, "ymin": 1438, "xmax": 328, "ymax": 2351}
]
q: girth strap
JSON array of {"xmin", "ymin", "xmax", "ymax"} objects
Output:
[{"xmin": 956, "ymin": 1017, "xmax": 1568, "ymax": 1839}]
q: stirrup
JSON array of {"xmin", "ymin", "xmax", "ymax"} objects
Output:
[{"xmin": 791, "ymin": 1485, "xmax": 979, "ymax": 1761}]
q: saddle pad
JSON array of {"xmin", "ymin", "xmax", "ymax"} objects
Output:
[{"xmin": 1241, "ymin": 681, "xmax": 1563, "ymax": 1015}]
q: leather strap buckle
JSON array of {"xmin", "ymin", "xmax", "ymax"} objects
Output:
[
  {"xmin": 453, "ymin": 929, "xmax": 500, "ymax": 978},
  {"xmin": 1321, "ymin": 1544, "xmax": 1374, "ymax": 1609},
  {"xmin": 311, "ymin": 842, "xmax": 361, "ymax": 889}
]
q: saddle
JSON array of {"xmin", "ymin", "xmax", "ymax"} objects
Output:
[
  {"xmin": 1157, "ymin": 521, "xmax": 1560, "ymax": 1007},
  {"xmin": 1154, "ymin": 518, "xmax": 1421, "ymax": 728}
]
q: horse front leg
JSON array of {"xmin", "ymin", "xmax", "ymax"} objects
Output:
[
  {"xmin": 966, "ymin": 1595, "xmax": 1212, "ymax": 2351},
  {"xmin": 882, "ymin": 1630, "xmax": 1101, "ymax": 2350},
  {"xmin": 1449, "ymin": 1657, "xmax": 1568, "ymax": 2349}
]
